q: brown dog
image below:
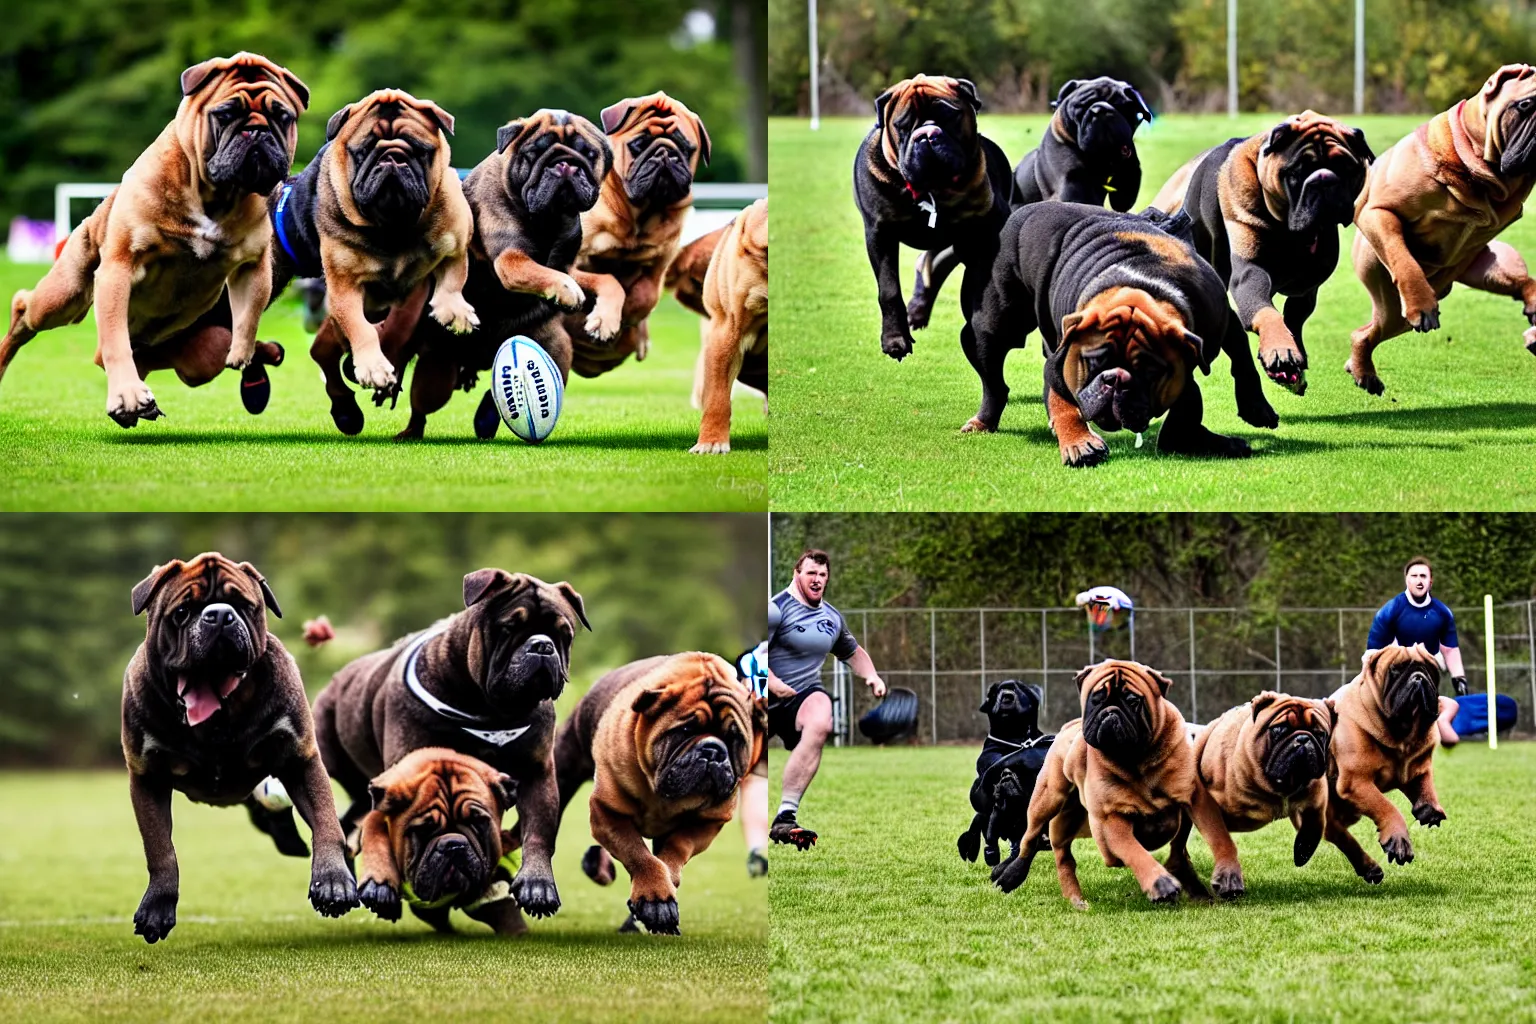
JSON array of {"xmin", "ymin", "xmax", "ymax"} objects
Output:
[
  {"xmin": 310, "ymin": 569, "xmax": 589, "ymax": 923},
  {"xmin": 553, "ymin": 652, "xmax": 765, "ymax": 934},
  {"xmin": 0, "ymin": 53, "xmax": 308, "ymax": 427},
  {"xmin": 686, "ymin": 199, "xmax": 767, "ymax": 455},
  {"xmin": 1350, "ymin": 64, "xmax": 1536, "ymax": 393},
  {"xmin": 991, "ymin": 660, "xmax": 1244, "ymax": 907},
  {"xmin": 564, "ymin": 92, "xmax": 710, "ymax": 379},
  {"xmin": 289, "ymin": 89, "xmax": 477, "ymax": 407},
  {"xmin": 1325, "ymin": 643, "xmax": 1447, "ymax": 883},
  {"xmin": 122, "ymin": 552, "xmax": 355, "ymax": 943},
  {"xmin": 355, "ymin": 747, "xmax": 526, "ymax": 935},
  {"xmin": 1170, "ymin": 692, "xmax": 1336, "ymax": 873}
]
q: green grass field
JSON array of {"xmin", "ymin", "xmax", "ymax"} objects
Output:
[
  {"xmin": 769, "ymin": 113, "xmax": 1536, "ymax": 510},
  {"xmin": 0, "ymin": 260, "xmax": 766, "ymax": 511},
  {"xmin": 770, "ymin": 743, "xmax": 1536, "ymax": 1023},
  {"xmin": 0, "ymin": 771, "xmax": 766, "ymax": 1022}
]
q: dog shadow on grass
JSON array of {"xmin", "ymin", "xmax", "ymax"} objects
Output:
[
  {"xmin": 987, "ymin": 424, "xmax": 1465, "ymax": 460},
  {"xmin": 108, "ymin": 430, "xmax": 767, "ymax": 453},
  {"xmin": 221, "ymin": 923, "xmax": 732, "ymax": 951},
  {"xmin": 1283, "ymin": 401, "xmax": 1536, "ymax": 432}
]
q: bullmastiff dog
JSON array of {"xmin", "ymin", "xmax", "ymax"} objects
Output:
[
  {"xmin": 1168, "ymin": 692, "xmax": 1336, "ymax": 874},
  {"xmin": 958, "ymin": 679, "xmax": 1051, "ymax": 867},
  {"xmin": 991, "ymin": 660, "xmax": 1244, "ymax": 908},
  {"xmin": 561, "ymin": 92, "xmax": 709, "ymax": 379},
  {"xmin": 355, "ymin": 747, "xmax": 528, "ymax": 935},
  {"xmin": 0, "ymin": 52, "xmax": 308, "ymax": 427},
  {"xmin": 332, "ymin": 109, "xmax": 615, "ymax": 439},
  {"xmin": 272, "ymin": 89, "xmax": 477, "ymax": 424},
  {"xmin": 964, "ymin": 203, "xmax": 1277, "ymax": 466},
  {"xmin": 122, "ymin": 552, "xmax": 356, "ymax": 943},
  {"xmin": 311, "ymin": 569, "xmax": 591, "ymax": 921},
  {"xmin": 854, "ymin": 74, "xmax": 1014, "ymax": 362},
  {"xmin": 1153, "ymin": 111, "xmax": 1373, "ymax": 394},
  {"xmin": 1325, "ymin": 643, "xmax": 1447, "ymax": 883},
  {"xmin": 907, "ymin": 76, "xmax": 1151, "ymax": 331},
  {"xmin": 553, "ymin": 652, "xmax": 766, "ymax": 934},
  {"xmin": 686, "ymin": 198, "xmax": 767, "ymax": 454},
  {"xmin": 1350, "ymin": 64, "xmax": 1536, "ymax": 393}
]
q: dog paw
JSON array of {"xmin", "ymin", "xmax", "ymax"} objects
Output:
[
  {"xmin": 1344, "ymin": 358, "xmax": 1385, "ymax": 395},
  {"xmin": 1212, "ymin": 864, "xmax": 1246, "ymax": 900},
  {"xmin": 881, "ymin": 332, "xmax": 914, "ymax": 361},
  {"xmin": 957, "ymin": 831, "xmax": 980, "ymax": 863},
  {"xmin": 584, "ymin": 299, "xmax": 621, "ymax": 342},
  {"xmin": 1413, "ymin": 804, "xmax": 1447, "ymax": 828},
  {"xmin": 1358, "ymin": 860, "xmax": 1385, "ymax": 885},
  {"xmin": 1069, "ymin": 896, "xmax": 1091, "ymax": 911},
  {"xmin": 133, "ymin": 887, "xmax": 178, "ymax": 944},
  {"xmin": 358, "ymin": 877, "xmax": 401, "ymax": 921},
  {"xmin": 511, "ymin": 872, "xmax": 561, "ymax": 918},
  {"xmin": 1406, "ymin": 304, "xmax": 1440, "ymax": 333},
  {"xmin": 1147, "ymin": 873, "xmax": 1183, "ymax": 904},
  {"xmin": 960, "ymin": 416, "xmax": 996, "ymax": 434},
  {"xmin": 430, "ymin": 293, "xmax": 479, "ymax": 335},
  {"xmin": 350, "ymin": 351, "xmax": 397, "ymax": 392},
  {"xmin": 906, "ymin": 298, "xmax": 931, "ymax": 332},
  {"xmin": 1380, "ymin": 833, "xmax": 1415, "ymax": 865},
  {"xmin": 1524, "ymin": 325, "xmax": 1536, "ymax": 354},
  {"xmin": 628, "ymin": 896, "xmax": 680, "ymax": 935},
  {"xmin": 1207, "ymin": 433, "xmax": 1254, "ymax": 459},
  {"xmin": 106, "ymin": 378, "xmax": 162, "ymax": 429},
  {"xmin": 546, "ymin": 275, "xmax": 586, "ymax": 311},
  {"xmin": 991, "ymin": 855, "xmax": 1030, "ymax": 893},
  {"xmin": 224, "ymin": 338, "xmax": 257, "ymax": 371},
  {"xmin": 1060, "ymin": 434, "xmax": 1109, "ymax": 468},
  {"xmin": 1259, "ymin": 346, "xmax": 1307, "ymax": 395},
  {"xmin": 689, "ymin": 440, "xmax": 731, "ymax": 455},
  {"xmin": 582, "ymin": 845, "xmax": 617, "ymax": 886},
  {"xmin": 1237, "ymin": 390, "xmax": 1280, "ymax": 430},
  {"xmin": 309, "ymin": 865, "xmax": 359, "ymax": 918}
]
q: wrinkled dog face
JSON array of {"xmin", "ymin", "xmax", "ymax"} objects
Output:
[
  {"xmin": 461, "ymin": 569, "xmax": 589, "ymax": 720},
  {"xmin": 498, "ymin": 110, "xmax": 612, "ymax": 216},
  {"xmin": 1368, "ymin": 645, "xmax": 1442, "ymax": 727},
  {"xmin": 371, "ymin": 751, "xmax": 515, "ymax": 906},
  {"xmin": 875, "ymin": 75, "xmax": 983, "ymax": 194},
  {"xmin": 634, "ymin": 654, "xmax": 760, "ymax": 804},
  {"xmin": 1060, "ymin": 286, "xmax": 1207, "ymax": 432},
  {"xmin": 131, "ymin": 552, "xmax": 283, "ymax": 727},
  {"xmin": 329, "ymin": 90, "xmax": 455, "ymax": 228},
  {"xmin": 182, "ymin": 53, "xmax": 309, "ymax": 195},
  {"xmin": 1479, "ymin": 64, "xmax": 1536, "ymax": 177},
  {"xmin": 1076, "ymin": 660, "xmax": 1173, "ymax": 760},
  {"xmin": 1258, "ymin": 112, "xmax": 1373, "ymax": 236},
  {"xmin": 1053, "ymin": 77, "xmax": 1152, "ymax": 161},
  {"xmin": 1250, "ymin": 693, "xmax": 1335, "ymax": 794},
  {"xmin": 980, "ymin": 679, "xmax": 1042, "ymax": 736},
  {"xmin": 600, "ymin": 92, "xmax": 710, "ymax": 208}
]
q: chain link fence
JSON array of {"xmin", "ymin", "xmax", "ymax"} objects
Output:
[{"xmin": 822, "ymin": 602, "xmax": 1536, "ymax": 745}]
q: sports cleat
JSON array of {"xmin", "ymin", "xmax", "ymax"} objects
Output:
[
  {"xmin": 240, "ymin": 364, "xmax": 271, "ymax": 414},
  {"xmin": 769, "ymin": 810, "xmax": 817, "ymax": 850},
  {"xmin": 747, "ymin": 848, "xmax": 769, "ymax": 878}
]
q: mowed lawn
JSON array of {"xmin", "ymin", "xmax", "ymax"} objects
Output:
[
  {"xmin": 0, "ymin": 771, "xmax": 766, "ymax": 1023},
  {"xmin": 770, "ymin": 113, "xmax": 1536, "ymax": 510},
  {"xmin": 770, "ymin": 744, "xmax": 1536, "ymax": 1023},
  {"xmin": 0, "ymin": 260, "xmax": 766, "ymax": 511}
]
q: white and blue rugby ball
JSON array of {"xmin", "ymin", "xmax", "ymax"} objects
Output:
[{"xmin": 490, "ymin": 336, "xmax": 564, "ymax": 444}]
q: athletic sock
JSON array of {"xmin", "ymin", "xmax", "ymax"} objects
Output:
[{"xmin": 776, "ymin": 798, "xmax": 799, "ymax": 819}]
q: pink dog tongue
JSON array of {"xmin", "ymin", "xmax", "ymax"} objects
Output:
[{"xmin": 178, "ymin": 674, "xmax": 240, "ymax": 726}]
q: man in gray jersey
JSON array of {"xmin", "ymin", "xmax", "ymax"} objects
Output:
[{"xmin": 767, "ymin": 549, "xmax": 886, "ymax": 849}]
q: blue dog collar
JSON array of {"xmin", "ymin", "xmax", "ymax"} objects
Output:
[{"xmin": 273, "ymin": 183, "xmax": 301, "ymax": 266}]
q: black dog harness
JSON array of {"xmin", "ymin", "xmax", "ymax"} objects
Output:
[{"xmin": 401, "ymin": 626, "xmax": 534, "ymax": 747}]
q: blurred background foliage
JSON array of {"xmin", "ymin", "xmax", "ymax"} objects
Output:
[
  {"xmin": 771, "ymin": 514, "xmax": 1536, "ymax": 610},
  {"xmin": 769, "ymin": 0, "xmax": 1536, "ymax": 115},
  {"xmin": 0, "ymin": 514, "xmax": 766, "ymax": 767},
  {"xmin": 0, "ymin": 0, "xmax": 766, "ymax": 223}
]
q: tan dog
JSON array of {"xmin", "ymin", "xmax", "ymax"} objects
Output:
[
  {"xmin": 297, "ymin": 89, "xmax": 477, "ymax": 399},
  {"xmin": 565, "ymin": 92, "xmax": 710, "ymax": 379},
  {"xmin": 356, "ymin": 747, "xmax": 526, "ymax": 935},
  {"xmin": 1325, "ymin": 643, "xmax": 1447, "ymax": 883},
  {"xmin": 1350, "ymin": 64, "xmax": 1536, "ymax": 393},
  {"xmin": 552, "ymin": 652, "xmax": 765, "ymax": 934},
  {"xmin": 1170, "ymin": 692, "xmax": 1336, "ymax": 873},
  {"xmin": 992, "ymin": 660, "xmax": 1244, "ymax": 908},
  {"xmin": 0, "ymin": 52, "xmax": 308, "ymax": 427},
  {"xmin": 686, "ymin": 199, "xmax": 767, "ymax": 454}
]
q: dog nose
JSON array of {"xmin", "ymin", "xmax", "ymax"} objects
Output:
[
  {"xmin": 526, "ymin": 634, "xmax": 556, "ymax": 657},
  {"xmin": 201, "ymin": 604, "xmax": 238, "ymax": 630},
  {"xmin": 696, "ymin": 738, "xmax": 728, "ymax": 762},
  {"xmin": 436, "ymin": 834, "xmax": 470, "ymax": 855}
]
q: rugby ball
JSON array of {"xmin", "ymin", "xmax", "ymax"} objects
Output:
[{"xmin": 490, "ymin": 336, "xmax": 564, "ymax": 444}]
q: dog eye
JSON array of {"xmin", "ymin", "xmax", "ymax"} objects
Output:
[
  {"xmin": 171, "ymin": 605, "xmax": 192, "ymax": 626},
  {"xmin": 628, "ymin": 138, "xmax": 645, "ymax": 155}
]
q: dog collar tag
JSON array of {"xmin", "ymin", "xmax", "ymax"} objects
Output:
[
  {"xmin": 1104, "ymin": 176, "xmax": 1116, "ymax": 194},
  {"xmin": 918, "ymin": 195, "xmax": 938, "ymax": 229},
  {"xmin": 1134, "ymin": 432, "xmax": 1145, "ymax": 448},
  {"xmin": 461, "ymin": 725, "xmax": 532, "ymax": 747},
  {"xmin": 401, "ymin": 626, "xmax": 533, "ymax": 744}
]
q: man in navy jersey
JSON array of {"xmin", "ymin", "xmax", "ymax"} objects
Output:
[
  {"xmin": 1364, "ymin": 556, "xmax": 1467, "ymax": 745},
  {"xmin": 767, "ymin": 549, "xmax": 886, "ymax": 849}
]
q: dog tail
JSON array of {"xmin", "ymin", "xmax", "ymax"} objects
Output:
[{"xmin": 302, "ymin": 615, "xmax": 336, "ymax": 647}]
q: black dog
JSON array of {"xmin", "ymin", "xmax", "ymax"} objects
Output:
[
  {"xmin": 853, "ymin": 74, "xmax": 1016, "ymax": 361},
  {"xmin": 959, "ymin": 680, "xmax": 1052, "ymax": 866},
  {"xmin": 963, "ymin": 203, "xmax": 1278, "ymax": 467},
  {"xmin": 908, "ymin": 76, "xmax": 1152, "ymax": 331}
]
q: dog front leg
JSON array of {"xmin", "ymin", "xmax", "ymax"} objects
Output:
[
  {"xmin": 355, "ymin": 809, "xmax": 402, "ymax": 921},
  {"xmin": 1401, "ymin": 769, "xmax": 1446, "ymax": 828},
  {"xmin": 428, "ymin": 250, "xmax": 478, "ymax": 335},
  {"xmin": 95, "ymin": 255, "xmax": 161, "ymax": 427},
  {"xmin": 654, "ymin": 818, "xmax": 729, "ymax": 890},
  {"xmin": 1227, "ymin": 244, "xmax": 1304, "ymax": 392},
  {"xmin": 1336, "ymin": 772, "xmax": 1414, "ymax": 865},
  {"xmin": 570, "ymin": 268, "xmax": 626, "ymax": 342},
  {"xmin": 129, "ymin": 772, "xmax": 178, "ymax": 942},
  {"xmin": 590, "ymin": 799, "xmax": 675, "ymax": 934},
  {"xmin": 225, "ymin": 248, "xmax": 271, "ymax": 370},
  {"xmin": 509, "ymin": 756, "xmax": 561, "ymax": 919},
  {"xmin": 957, "ymin": 811, "xmax": 986, "ymax": 862},
  {"xmin": 278, "ymin": 753, "xmax": 359, "ymax": 918},
  {"xmin": 1098, "ymin": 812, "xmax": 1181, "ymax": 903},
  {"xmin": 864, "ymin": 222, "xmax": 912, "ymax": 360},
  {"xmin": 1355, "ymin": 206, "xmax": 1440, "ymax": 332},
  {"xmin": 1292, "ymin": 800, "xmax": 1325, "ymax": 867},
  {"xmin": 1188, "ymin": 783, "xmax": 1245, "ymax": 898},
  {"xmin": 326, "ymin": 277, "xmax": 396, "ymax": 392}
]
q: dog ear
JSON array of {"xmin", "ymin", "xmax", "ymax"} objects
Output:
[
  {"xmin": 325, "ymin": 105, "xmax": 353, "ymax": 143},
  {"xmin": 1260, "ymin": 119, "xmax": 1299, "ymax": 157},
  {"xmin": 1343, "ymin": 126, "xmax": 1375, "ymax": 164},
  {"xmin": 235, "ymin": 561, "xmax": 283, "ymax": 618},
  {"xmin": 1146, "ymin": 667, "xmax": 1173, "ymax": 697},
  {"xmin": 1025, "ymin": 683, "xmax": 1045, "ymax": 705},
  {"xmin": 497, "ymin": 121, "xmax": 525, "ymax": 154},
  {"xmin": 599, "ymin": 99, "xmax": 634, "ymax": 135},
  {"xmin": 954, "ymin": 78, "xmax": 983, "ymax": 112},
  {"xmin": 691, "ymin": 112, "xmax": 712, "ymax": 166},
  {"xmin": 463, "ymin": 568, "xmax": 528, "ymax": 607},
  {"xmin": 412, "ymin": 97, "xmax": 455, "ymax": 137},
  {"xmin": 554, "ymin": 581, "xmax": 591, "ymax": 630},
  {"xmin": 277, "ymin": 67, "xmax": 310, "ymax": 111},
  {"xmin": 1052, "ymin": 79, "xmax": 1081, "ymax": 109},
  {"xmin": 1073, "ymin": 663, "xmax": 1097, "ymax": 693},
  {"xmin": 873, "ymin": 86, "xmax": 896, "ymax": 130},
  {"xmin": 367, "ymin": 782, "xmax": 406, "ymax": 815},
  {"xmin": 632, "ymin": 687, "xmax": 679, "ymax": 717},
  {"xmin": 1182, "ymin": 328, "xmax": 1211, "ymax": 375},
  {"xmin": 131, "ymin": 561, "xmax": 184, "ymax": 616},
  {"xmin": 1324, "ymin": 697, "xmax": 1339, "ymax": 728},
  {"xmin": 1482, "ymin": 64, "xmax": 1535, "ymax": 103},
  {"xmin": 593, "ymin": 132, "xmax": 614, "ymax": 177},
  {"xmin": 1060, "ymin": 310, "xmax": 1089, "ymax": 343},
  {"xmin": 179, "ymin": 57, "xmax": 226, "ymax": 98},
  {"xmin": 491, "ymin": 773, "xmax": 518, "ymax": 814},
  {"xmin": 978, "ymin": 682, "xmax": 1000, "ymax": 714},
  {"xmin": 1128, "ymin": 86, "xmax": 1153, "ymax": 123},
  {"xmin": 1250, "ymin": 691, "xmax": 1281, "ymax": 720}
]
